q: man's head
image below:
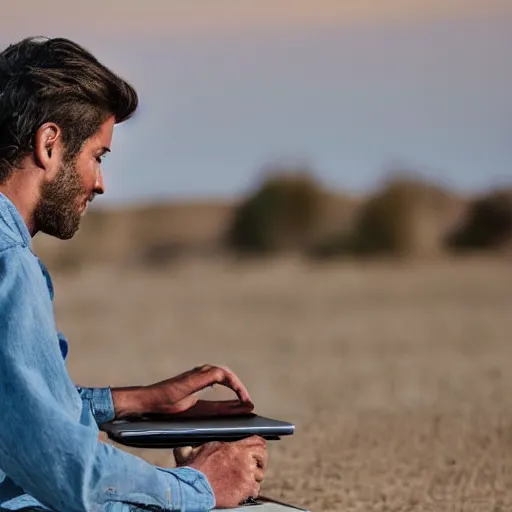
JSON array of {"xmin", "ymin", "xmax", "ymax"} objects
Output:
[{"xmin": 0, "ymin": 36, "xmax": 138, "ymax": 239}]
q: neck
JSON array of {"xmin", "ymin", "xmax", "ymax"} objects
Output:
[{"xmin": 0, "ymin": 168, "xmax": 42, "ymax": 237}]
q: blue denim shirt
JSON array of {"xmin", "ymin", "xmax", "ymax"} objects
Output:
[{"xmin": 0, "ymin": 193, "xmax": 216, "ymax": 512}]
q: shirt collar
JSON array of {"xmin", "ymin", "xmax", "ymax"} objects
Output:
[{"xmin": 0, "ymin": 192, "xmax": 32, "ymax": 247}]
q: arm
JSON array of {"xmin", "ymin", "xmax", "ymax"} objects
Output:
[
  {"xmin": 0, "ymin": 247, "xmax": 215, "ymax": 512},
  {"xmin": 76, "ymin": 384, "xmax": 148, "ymax": 423}
]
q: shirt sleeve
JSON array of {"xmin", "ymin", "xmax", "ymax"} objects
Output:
[
  {"xmin": 0, "ymin": 247, "xmax": 216, "ymax": 512},
  {"xmin": 76, "ymin": 385, "xmax": 116, "ymax": 425}
]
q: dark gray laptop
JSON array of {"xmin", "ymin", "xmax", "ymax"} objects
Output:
[{"xmin": 101, "ymin": 414, "xmax": 295, "ymax": 448}]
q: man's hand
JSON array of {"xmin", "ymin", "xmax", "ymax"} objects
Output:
[
  {"xmin": 111, "ymin": 365, "xmax": 254, "ymax": 419},
  {"xmin": 174, "ymin": 436, "xmax": 268, "ymax": 508}
]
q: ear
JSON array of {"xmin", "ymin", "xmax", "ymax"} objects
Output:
[{"xmin": 34, "ymin": 122, "xmax": 64, "ymax": 180}]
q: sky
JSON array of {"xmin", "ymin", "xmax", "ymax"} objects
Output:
[{"xmin": 1, "ymin": 1, "xmax": 511, "ymax": 205}]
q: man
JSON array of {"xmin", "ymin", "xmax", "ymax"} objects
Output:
[{"xmin": 0, "ymin": 37, "xmax": 267, "ymax": 512}]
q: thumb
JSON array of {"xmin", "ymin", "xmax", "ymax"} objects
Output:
[{"xmin": 173, "ymin": 445, "xmax": 200, "ymax": 466}]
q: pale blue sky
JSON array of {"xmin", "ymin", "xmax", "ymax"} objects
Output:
[{"xmin": 1, "ymin": 3, "xmax": 511, "ymax": 204}]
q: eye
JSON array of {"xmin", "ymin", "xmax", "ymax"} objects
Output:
[{"xmin": 95, "ymin": 156, "xmax": 103, "ymax": 165}]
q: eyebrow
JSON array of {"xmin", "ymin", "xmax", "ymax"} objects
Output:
[{"xmin": 99, "ymin": 146, "xmax": 111, "ymax": 155}]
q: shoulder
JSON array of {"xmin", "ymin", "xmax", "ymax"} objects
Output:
[
  {"xmin": 0, "ymin": 195, "xmax": 31, "ymax": 253},
  {"xmin": 0, "ymin": 245, "xmax": 50, "ymax": 299}
]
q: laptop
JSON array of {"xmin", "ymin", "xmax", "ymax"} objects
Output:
[{"xmin": 100, "ymin": 413, "xmax": 295, "ymax": 448}]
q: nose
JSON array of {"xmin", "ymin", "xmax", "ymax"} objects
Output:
[{"xmin": 94, "ymin": 168, "xmax": 105, "ymax": 195}]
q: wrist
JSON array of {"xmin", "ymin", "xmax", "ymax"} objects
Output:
[{"xmin": 111, "ymin": 386, "xmax": 151, "ymax": 418}]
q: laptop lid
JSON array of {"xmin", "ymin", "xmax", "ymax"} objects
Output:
[{"xmin": 101, "ymin": 414, "xmax": 295, "ymax": 448}]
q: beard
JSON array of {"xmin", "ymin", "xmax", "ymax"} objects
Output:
[{"xmin": 34, "ymin": 157, "xmax": 87, "ymax": 240}]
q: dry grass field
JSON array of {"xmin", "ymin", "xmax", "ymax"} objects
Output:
[{"xmin": 49, "ymin": 256, "xmax": 512, "ymax": 512}]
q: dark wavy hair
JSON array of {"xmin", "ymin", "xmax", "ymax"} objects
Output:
[{"xmin": 0, "ymin": 36, "xmax": 138, "ymax": 182}]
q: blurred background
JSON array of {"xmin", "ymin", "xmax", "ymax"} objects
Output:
[{"xmin": 2, "ymin": 2, "xmax": 512, "ymax": 510}]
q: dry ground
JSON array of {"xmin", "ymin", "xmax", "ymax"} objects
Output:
[{"xmin": 50, "ymin": 256, "xmax": 512, "ymax": 512}]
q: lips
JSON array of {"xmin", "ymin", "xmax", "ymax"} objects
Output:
[{"xmin": 79, "ymin": 194, "xmax": 95, "ymax": 214}]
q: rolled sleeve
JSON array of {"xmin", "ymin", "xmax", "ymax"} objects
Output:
[
  {"xmin": 102, "ymin": 466, "xmax": 216, "ymax": 512},
  {"xmin": 156, "ymin": 466, "xmax": 216, "ymax": 511},
  {"xmin": 76, "ymin": 386, "xmax": 116, "ymax": 425}
]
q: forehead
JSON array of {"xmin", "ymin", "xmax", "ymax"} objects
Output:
[{"xmin": 84, "ymin": 115, "xmax": 115, "ymax": 148}]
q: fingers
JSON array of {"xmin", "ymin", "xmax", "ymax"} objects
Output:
[
  {"xmin": 214, "ymin": 366, "xmax": 252, "ymax": 405},
  {"xmin": 240, "ymin": 437, "xmax": 268, "ymax": 485},
  {"xmin": 205, "ymin": 365, "xmax": 253, "ymax": 404},
  {"xmin": 243, "ymin": 475, "xmax": 261, "ymax": 501},
  {"xmin": 252, "ymin": 482, "xmax": 261, "ymax": 499},
  {"xmin": 196, "ymin": 399, "xmax": 254, "ymax": 416},
  {"xmin": 254, "ymin": 466, "xmax": 265, "ymax": 484},
  {"xmin": 252, "ymin": 448, "xmax": 268, "ymax": 471},
  {"xmin": 169, "ymin": 399, "xmax": 253, "ymax": 419},
  {"xmin": 216, "ymin": 399, "xmax": 254, "ymax": 412},
  {"xmin": 237, "ymin": 435, "xmax": 267, "ymax": 448},
  {"xmin": 173, "ymin": 446, "xmax": 194, "ymax": 465},
  {"xmin": 184, "ymin": 365, "xmax": 253, "ymax": 405}
]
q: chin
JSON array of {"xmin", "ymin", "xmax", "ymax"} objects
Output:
[
  {"xmin": 57, "ymin": 230, "xmax": 79, "ymax": 241},
  {"xmin": 43, "ymin": 230, "xmax": 77, "ymax": 241},
  {"xmin": 41, "ymin": 221, "xmax": 81, "ymax": 240}
]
